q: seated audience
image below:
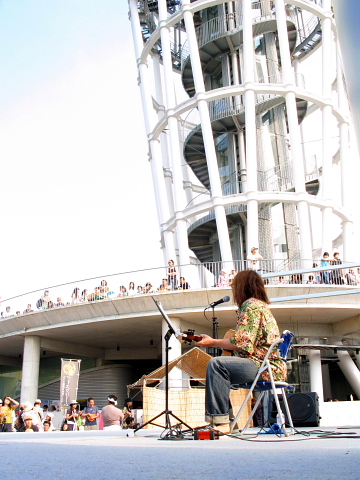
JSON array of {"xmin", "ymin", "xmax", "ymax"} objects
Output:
[
  {"xmin": 179, "ymin": 277, "xmax": 190, "ymax": 289},
  {"xmin": 23, "ymin": 304, "xmax": 34, "ymax": 314},
  {"xmin": 161, "ymin": 279, "xmax": 172, "ymax": 291},
  {"xmin": 19, "ymin": 415, "xmax": 39, "ymax": 432},
  {"xmin": 55, "ymin": 297, "xmax": 65, "ymax": 307}
]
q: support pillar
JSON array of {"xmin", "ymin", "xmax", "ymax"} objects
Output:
[
  {"xmin": 308, "ymin": 349, "xmax": 324, "ymax": 402},
  {"xmin": 337, "ymin": 351, "xmax": 360, "ymax": 399},
  {"xmin": 321, "ymin": 1, "xmax": 334, "ymax": 254},
  {"xmin": 182, "ymin": 0, "xmax": 233, "ymax": 264},
  {"xmin": 20, "ymin": 336, "xmax": 41, "ymax": 404}
]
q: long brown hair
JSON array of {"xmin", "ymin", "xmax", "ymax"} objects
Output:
[{"xmin": 231, "ymin": 270, "xmax": 269, "ymax": 307}]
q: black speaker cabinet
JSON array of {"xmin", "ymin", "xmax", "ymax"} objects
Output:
[{"xmin": 268, "ymin": 392, "xmax": 320, "ymax": 427}]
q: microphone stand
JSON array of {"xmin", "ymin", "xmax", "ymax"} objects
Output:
[
  {"xmin": 209, "ymin": 306, "xmax": 221, "ymax": 357},
  {"xmin": 135, "ymin": 311, "xmax": 193, "ymax": 439}
]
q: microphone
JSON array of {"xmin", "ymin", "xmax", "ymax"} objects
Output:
[{"xmin": 208, "ymin": 295, "xmax": 230, "ymax": 308}]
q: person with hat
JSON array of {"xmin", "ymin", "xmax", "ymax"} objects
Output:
[
  {"xmin": 101, "ymin": 395, "xmax": 123, "ymax": 431},
  {"xmin": 66, "ymin": 400, "xmax": 80, "ymax": 431},
  {"xmin": 33, "ymin": 399, "xmax": 44, "ymax": 423},
  {"xmin": 21, "ymin": 401, "xmax": 42, "ymax": 431},
  {"xmin": 247, "ymin": 247, "xmax": 263, "ymax": 272},
  {"xmin": 18, "ymin": 415, "xmax": 39, "ymax": 432},
  {"xmin": 217, "ymin": 269, "xmax": 229, "ymax": 287}
]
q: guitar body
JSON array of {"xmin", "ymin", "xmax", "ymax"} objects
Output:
[
  {"xmin": 222, "ymin": 329, "xmax": 235, "ymax": 356},
  {"xmin": 86, "ymin": 414, "xmax": 98, "ymax": 423}
]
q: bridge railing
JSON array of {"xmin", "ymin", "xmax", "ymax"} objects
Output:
[{"xmin": 1, "ymin": 260, "xmax": 359, "ymax": 319}]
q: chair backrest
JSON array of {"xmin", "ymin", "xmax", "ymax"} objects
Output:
[{"xmin": 278, "ymin": 330, "xmax": 295, "ymax": 360}]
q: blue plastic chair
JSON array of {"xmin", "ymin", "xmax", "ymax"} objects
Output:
[{"xmin": 230, "ymin": 330, "xmax": 296, "ymax": 436}]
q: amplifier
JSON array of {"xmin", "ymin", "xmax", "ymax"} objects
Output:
[{"xmin": 268, "ymin": 392, "xmax": 320, "ymax": 427}]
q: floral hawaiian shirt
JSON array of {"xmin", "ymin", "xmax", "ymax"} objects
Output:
[{"xmin": 229, "ymin": 298, "xmax": 287, "ymax": 382}]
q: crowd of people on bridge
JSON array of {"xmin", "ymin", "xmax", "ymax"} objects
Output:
[
  {"xmin": 0, "ymin": 396, "xmax": 138, "ymax": 432},
  {"xmin": 1, "ymin": 253, "xmax": 358, "ymax": 319}
]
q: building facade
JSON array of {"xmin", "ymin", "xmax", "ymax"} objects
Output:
[{"xmin": 129, "ymin": 0, "xmax": 355, "ymax": 270}]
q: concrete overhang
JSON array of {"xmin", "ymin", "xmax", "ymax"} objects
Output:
[{"xmin": 0, "ymin": 286, "xmax": 358, "ymax": 360}]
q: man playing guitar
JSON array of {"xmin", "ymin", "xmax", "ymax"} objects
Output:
[{"xmin": 81, "ymin": 397, "xmax": 100, "ymax": 430}]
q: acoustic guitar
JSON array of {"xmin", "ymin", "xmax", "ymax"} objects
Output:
[
  {"xmin": 181, "ymin": 329, "xmax": 235, "ymax": 356},
  {"xmin": 85, "ymin": 413, "xmax": 98, "ymax": 423}
]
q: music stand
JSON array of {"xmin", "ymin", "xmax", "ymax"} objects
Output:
[{"xmin": 135, "ymin": 297, "xmax": 193, "ymax": 439}]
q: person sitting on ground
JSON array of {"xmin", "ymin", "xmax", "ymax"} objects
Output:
[
  {"xmin": 179, "ymin": 277, "xmax": 190, "ymax": 290},
  {"xmin": 161, "ymin": 278, "xmax": 172, "ymax": 291},
  {"xmin": 306, "ymin": 275, "xmax": 316, "ymax": 284},
  {"xmin": 81, "ymin": 398, "xmax": 100, "ymax": 431},
  {"xmin": 23, "ymin": 304, "xmax": 34, "ymax": 314},
  {"xmin": 195, "ymin": 270, "xmax": 286, "ymax": 434},
  {"xmin": 42, "ymin": 420, "xmax": 52, "ymax": 432},
  {"xmin": 345, "ymin": 269, "xmax": 358, "ymax": 285},
  {"xmin": 144, "ymin": 282, "xmax": 155, "ymax": 294},
  {"xmin": 277, "ymin": 276, "xmax": 289, "ymax": 285},
  {"xmin": 61, "ymin": 422, "xmax": 69, "ymax": 431},
  {"xmin": 136, "ymin": 286, "xmax": 143, "ymax": 294},
  {"xmin": 217, "ymin": 270, "xmax": 229, "ymax": 287},
  {"xmin": 55, "ymin": 297, "xmax": 65, "ymax": 307},
  {"xmin": 101, "ymin": 395, "xmax": 124, "ymax": 431},
  {"xmin": 4, "ymin": 306, "xmax": 13, "ymax": 318},
  {"xmin": 43, "ymin": 413, "xmax": 56, "ymax": 431},
  {"xmin": 19, "ymin": 415, "xmax": 39, "ymax": 432},
  {"xmin": 117, "ymin": 286, "xmax": 128, "ymax": 297},
  {"xmin": 88, "ymin": 287, "xmax": 102, "ymax": 301},
  {"xmin": 21, "ymin": 401, "xmax": 42, "ymax": 431}
]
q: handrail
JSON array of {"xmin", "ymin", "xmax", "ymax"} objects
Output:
[{"xmin": 1, "ymin": 260, "xmax": 359, "ymax": 319}]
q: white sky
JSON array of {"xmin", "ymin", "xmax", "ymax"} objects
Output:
[
  {"xmin": 0, "ymin": 1, "xmax": 359, "ymax": 303},
  {"xmin": 0, "ymin": 0, "xmax": 164, "ymax": 300}
]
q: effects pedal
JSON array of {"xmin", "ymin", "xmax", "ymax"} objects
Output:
[{"xmin": 193, "ymin": 429, "xmax": 219, "ymax": 440}]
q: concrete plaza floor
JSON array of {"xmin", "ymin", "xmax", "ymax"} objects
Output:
[{"xmin": 1, "ymin": 426, "xmax": 359, "ymax": 480}]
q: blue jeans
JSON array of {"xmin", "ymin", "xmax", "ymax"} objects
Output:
[
  {"xmin": 205, "ymin": 356, "xmax": 259, "ymax": 424},
  {"xmin": 322, "ymin": 272, "xmax": 331, "ymax": 284}
]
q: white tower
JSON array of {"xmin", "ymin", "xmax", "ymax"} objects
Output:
[{"xmin": 129, "ymin": 0, "xmax": 355, "ymax": 273}]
